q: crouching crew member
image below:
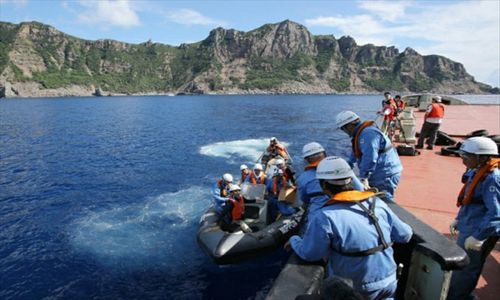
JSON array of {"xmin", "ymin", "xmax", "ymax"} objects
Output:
[
  {"xmin": 212, "ymin": 173, "xmax": 233, "ymax": 214},
  {"xmin": 286, "ymin": 156, "xmax": 413, "ymax": 300},
  {"xmin": 447, "ymin": 137, "xmax": 500, "ymax": 300},
  {"xmin": 298, "ymin": 142, "xmax": 364, "ymax": 218},
  {"xmin": 335, "ymin": 110, "xmax": 403, "ymax": 201}
]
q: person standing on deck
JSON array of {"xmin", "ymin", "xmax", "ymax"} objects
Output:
[
  {"xmin": 297, "ymin": 142, "xmax": 364, "ymax": 217},
  {"xmin": 447, "ymin": 137, "xmax": 500, "ymax": 300},
  {"xmin": 285, "ymin": 156, "xmax": 413, "ymax": 300},
  {"xmin": 416, "ymin": 96, "xmax": 445, "ymax": 150},
  {"xmin": 335, "ymin": 111, "xmax": 403, "ymax": 201},
  {"xmin": 394, "ymin": 95, "xmax": 405, "ymax": 116}
]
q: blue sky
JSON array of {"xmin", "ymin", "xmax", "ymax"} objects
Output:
[{"xmin": 1, "ymin": 0, "xmax": 499, "ymax": 87}]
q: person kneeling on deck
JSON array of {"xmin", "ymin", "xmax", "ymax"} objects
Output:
[
  {"xmin": 239, "ymin": 164, "xmax": 251, "ymax": 185},
  {"xmin": 246, "ymin": 163, "xmax": 267, "ymax": 185},
  {"xmin": 298, "ymin": 142, "xmax": 364, "ymax": 218},
  {"xmin": 285, "ymin": 156, "xmax": 413, "ymax": 300},
  {"xmin": 212, "ymin": 173, "xmax": 233, "ymax": 214},
  {"xmin": 336, "ymin": 110, "xmax": 403, "ymax": 201},
  {"xmin": 267, "ymin": 159, "xmax": 296, "ymax": 220},
  {"xmin": 447, "ymin": 137, "xmax": 500, "ymax": 300},
  {"xmin": 219, "ymin": 185, "xmax": 251, "ymax": 233}
]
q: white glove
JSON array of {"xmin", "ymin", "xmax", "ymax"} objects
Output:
[
  {"xmin": 449, "ymin": 219, "xmax": 459, "ymax": 236},
  {"xmin": 464, "ymin": 236, "xmax": 484, "ymax": 251},
  {"xmin": 360, "ymin": 178, "xmax": 371, "ymax": 190}
]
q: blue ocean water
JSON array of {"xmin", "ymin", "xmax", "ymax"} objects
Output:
[{"xmin": 0, "ymin": 94, "xmax": 494, "ymax": 299}]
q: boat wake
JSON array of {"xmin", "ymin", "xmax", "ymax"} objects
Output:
[
  {"xmin": 199, "ymin": 138, "xmax": 289, "ymax": 163},
  {"xmin": 70, "ymin": 186, "xmax": 208, "ymax": 270}
]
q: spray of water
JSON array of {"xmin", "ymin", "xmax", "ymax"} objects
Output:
[
  {"xmin": 70, "ymin": 186, "xmax": 208, "ymax": 270},
  {"xmin": 199, "ymin": 138, "xmax": 289, "ymax": 163}
]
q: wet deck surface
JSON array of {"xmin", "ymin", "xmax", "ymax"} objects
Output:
[{"xmin": 395, "ymin": 104, "xmax": 500, "ymax": 299}]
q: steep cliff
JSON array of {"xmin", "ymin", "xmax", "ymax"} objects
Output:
[{"xmin": 0, "ymin": 20, "xmax": 496, "ymax": 97}]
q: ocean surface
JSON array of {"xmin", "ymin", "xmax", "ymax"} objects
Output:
[{"xmin": 0, "ymin": 94, "xmax": 497, "ymax": 299}]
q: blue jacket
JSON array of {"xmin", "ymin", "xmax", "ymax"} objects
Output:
[
  {"xmin": 290, "ymin": 196, "xmax": 413, "ymax": 293},
  {"xmin": 349, "ymin": 123, "xmax": 402, "ymax": 182},
  {"xmin": 456, "ymin": 168, "xmax": 500, "ymax": 241},
  {"xmin": 212, "ymin": 181, "xmax": 230, "ymax": 213},
  {"xmin": 297, "ymin": 167, "xmax": 365, "ymax": 215}
]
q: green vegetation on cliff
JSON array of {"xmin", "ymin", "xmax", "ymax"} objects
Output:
[{"xmin": 0, "ymin": 20, "xmax": 496, "ymax": 96}]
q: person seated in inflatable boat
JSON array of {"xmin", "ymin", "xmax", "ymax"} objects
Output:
[
  {"xmin": 266, "ymin": 137, "xmax": 290, "ymax": 161},
  {"xmin": 245, "ymin": 163, "xmax": 267, "ymax": 185},
  {"xmin": 267, "ymin": 160, "xmax": 296, "ymax": 220},
  {"xmin": 219, "ymin": 184, "xmax": 251, "ymax": 233},
  {"xmin": 212, "ymin": 173, "xmax": 233, "ymax": 214}
]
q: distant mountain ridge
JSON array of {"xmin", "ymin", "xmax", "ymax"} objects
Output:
[{"xmin": 0, "ymin": 20, "xmax": 497, "ymax": 97}]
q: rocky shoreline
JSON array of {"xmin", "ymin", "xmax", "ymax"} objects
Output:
[{"xmin": 1, "ymin": 81, "xmax": 494, "ymax": 99}]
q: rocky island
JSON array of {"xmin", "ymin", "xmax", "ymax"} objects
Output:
[{"xmin": 0, "ymin": 20, "xmax": 497, "ymax": 98}]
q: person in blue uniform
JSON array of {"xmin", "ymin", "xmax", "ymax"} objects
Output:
[
  {"xmin": 286, "ymin": 156, "xmax": 413, "ymax": 300},
  {"xmin": 297, "ymin": 142, "xmax": 364, "ymax": 217},
  {"xmin": 211, "ymin": 173, "xmax": 233, "ymax": 214},
  {"xmin": 335, "ymin": 111, "xmax": 403, "ymax": 201},
  {"xmin": 447, "ymin": 137, "xmax": 500, "ymax": 300}
]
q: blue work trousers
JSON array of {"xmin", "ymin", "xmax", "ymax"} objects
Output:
[
  {"xmin": 370, "ymin": 173, "xmax": 401, "ymax": 201},
  {"xmin": 447, "ymin": 233, "xmax": 499, "ymax": 300}
]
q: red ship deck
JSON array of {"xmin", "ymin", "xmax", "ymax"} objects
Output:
[{"xmin": 395, "ymin": 104, "xmax": 500, "ymax": 299}]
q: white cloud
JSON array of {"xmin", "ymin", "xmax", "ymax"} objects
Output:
[
  {"xmin": 358, "ymin": 0, "xmax": 413, "ymax": 22},
  {"xmin": 166, "ymin": 9, "xmax": 227, "ymax": 27},
  {"xmin": 305, "ymin": 1, "xmax": 500, "ymax": 87},
  {"xmin": 77, "ymin": 0, "xmax": 140, "ymax": 28}
]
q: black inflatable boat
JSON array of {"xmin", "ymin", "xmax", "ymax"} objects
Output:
[{"xmin": 197, "ymin": 184, "xmax": 304, "ymax": 265}]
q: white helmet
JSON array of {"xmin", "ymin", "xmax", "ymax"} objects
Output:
[
  {"xmin": 459, "ymin": 137, "xmax": 498, "ymax": 155},
  {"xmin": 222, "ymin": 173, "xmax": 233, "ymax": 183},
  {"xmin": 240, "ymin": 164, "xmax": 248, "ymax": 171},
  {"xmin": 274, "ymin": 158, "xmax": 285, "ymax": 166},
  {"xmin": 335, "ymin": 111, "xmax": 360, "ymax": 129},
  {"xmin": 270, "ymin": 137, "xmax": 278, "ymax": 143},
  {"xmin": 316, "ymin": 156, "xmax": 354, "ymax": 180},
  {"xmin": 253, "ymin": 163, "xmax": 264, "ymax": 171},
  {"xmin": 302, "ymin": 142, "xmax": 325, "ymax": 158},
  {"xmin": 229, "ymin": 184, "xmax": 241, "ymax": 192},
  {"xmin": 432, "ymin": 96, "xmax": 442, "ymax": 102}
]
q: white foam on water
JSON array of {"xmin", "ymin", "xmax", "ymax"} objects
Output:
[
  {"xmin": 199, "ymin": 138, "xmax": 290, "ymax": 162},
  {"xmin": 70, "ymin": 186, "xmax": 209, "ymax": 269}
]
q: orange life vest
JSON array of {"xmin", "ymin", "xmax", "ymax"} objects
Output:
[
  {"xmin": 352, "ymin": 121, "xmax": 375, "ymax": 159},
  {"xmin": 324, "ymin": 190, "xmax": 377, "ymax": 206},
  {"xmin": 272, "ymin": 173, "xmax": 288, "ymax": 194},
  {"xmin": 217, "ymin": 180, "xmax": 228, "ymax": 197},
  {"xmin": 426, "ymin": 103, "xmax": 445, "ymax": 119},
  {"xmin": 457, "ymin": 158, "xmax": 500, "ymax": 207},
  {"xmin": 228, "ymin": 196, "xmax": 245, "ymax": 220},
  {"xmin": 267, "ymin": 143, "xmax": 287, "ymax": 158},
  {"xmin": 304, "ymin": 160, "xmax": 321, "ymax": 171},
  {"xmin": 395, "ymin": 99, "xmax": 405, "ymax": 111},
  {"xmin": 249, "ymin": 172, "xmax": 266, "ymax": 184}
]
